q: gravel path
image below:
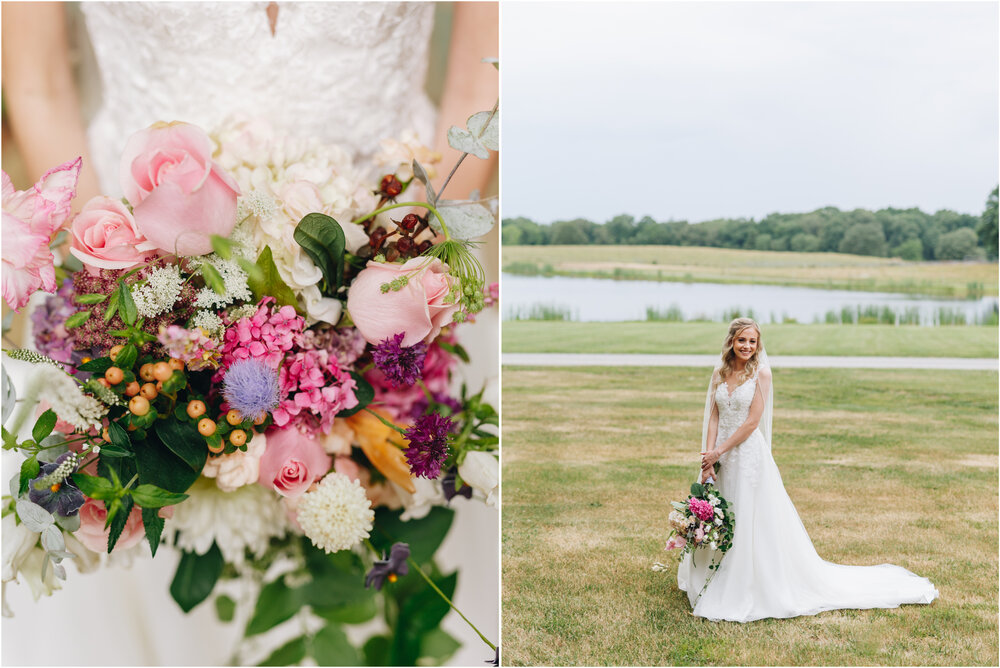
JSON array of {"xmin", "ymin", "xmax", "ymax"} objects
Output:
[{"xmin": 502, "ymin": 353, "xmax": 998, "ymax": 371}]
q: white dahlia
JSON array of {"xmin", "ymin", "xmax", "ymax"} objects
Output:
[{"xmin": 296, "ymin": 473, "xmax": 374, "ymax": 554}]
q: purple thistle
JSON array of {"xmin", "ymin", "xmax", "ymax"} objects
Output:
[
  {"xmin": 364, "ymin": 542, "xmax": 410, "ymax": 590},
  {"xmin": 222, "ymin": 358, "xmax": 281, "ymax": 421},
  {"xmin": 403, "ymin": 413, "xmax": 452, "ymax": 479},
  {"xmin": 371, "ymin": 332, "xmax": 427, "ymax": 387},
  {"xmin": 410, "ymin": 391, "xmax": 463, "ymax": 427}
]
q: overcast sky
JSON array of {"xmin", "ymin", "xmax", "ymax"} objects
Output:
[{"xmin": 501, "ymin": 1, "xmax": 999, "ymax": 223}]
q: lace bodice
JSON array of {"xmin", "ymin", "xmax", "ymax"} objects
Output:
[
  {"xmin": 714, "ymin": 373, "xmax": 765, "ymax": 486},
  {"xmin": 80, "ymin": 2, "xmax": 436, "ymax": 194}
]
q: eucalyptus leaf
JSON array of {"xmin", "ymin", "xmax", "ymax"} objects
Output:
[
  {"xmin": 16, "ymin": 499, "xmax": 54, "ymax": 532},
  {"xmin": 1, "ymin": 363, "xmax": 15, "ymax": 424},
  {"xmin": 412, "ymin": 160, "xmax": 437, "ymax": 206},
  {"xmin": 51, "ymin": 561, "xmax": 67, "ymax": 581},
  {"xmin": 41, "ymin": 524, "xmax": 64, "ymax": 553},
  {"xmin": 433, "ymin": 199, "xmax": 496, "ymax": 240},
  {"xmin": 446, "ymin": 109, "xmax": 499, "ymax": 159},
  {"xmin": 55, "ymin": 512, "xmax": 81, "ymax": 533}
]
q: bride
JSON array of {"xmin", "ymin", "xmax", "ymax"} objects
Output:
[{"xmin": 677, "ymin": 318, "xmax": 939, "ymax": 623}]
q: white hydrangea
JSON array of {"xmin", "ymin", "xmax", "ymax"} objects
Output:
[
  {"xmin": 132, "ymin": 265, "xmax": 184, "ymax": 319},
  {"xmin": 35, "ymin": 366, "xmax": 107, "ymax": 431},
  {"xmin": 296, "ymin": 473, "xmax": 374, "ymax": 554},
  {"xmin": 164, "ymin": 478, "xmax": 288, "ymax": 565},
  {"xmin": 191, "ymin": 310, "xmax": 224, "ymax": 338},
  {"xmin": 194, "ymin": 256, "xmax": 252, "ymax": 309}
]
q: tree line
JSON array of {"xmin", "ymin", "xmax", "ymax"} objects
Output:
[{"xmin": 503, "ymin": 187, "xmax": 999, "ymax": 261}]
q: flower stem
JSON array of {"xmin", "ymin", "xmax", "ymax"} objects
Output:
[
  {"xmin": 407, "ymin": 555, "xmax": 496, "ymax": 651},
  {"xmin": 363, "ymin": 408, "xmax": 407, "ymax": 436},
  {"xmin": 351, "ymin": 202, "xmax": 451, "ymax": 241}
]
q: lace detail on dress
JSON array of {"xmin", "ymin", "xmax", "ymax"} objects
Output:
[
  {"xmin": 80, "ymin": 2, "xmax": 436, "ymax": 194},
  {"xmin": 715, "ymin": 374, "xmax": 764, "ymax": 488}
]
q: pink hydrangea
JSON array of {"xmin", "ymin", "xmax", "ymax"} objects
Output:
[
  {"xmin": 219, "ymin": 298, "xmax": 305, "ymax": 373},
  {"xmin": 688, "ymin": 497, "xmax": 715, "ymax": 522},
  {"xmin": 365, "ymin": 335, "xmax": 456, "ymax": 421},
  {"xmin": 272, "ymin": 349, "xmax": 358, "ymax": 435}
]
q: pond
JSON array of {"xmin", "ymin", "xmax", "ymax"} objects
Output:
[{"xmin": 501, "ymin": 273, "xmax": 999, "ymax": 325}]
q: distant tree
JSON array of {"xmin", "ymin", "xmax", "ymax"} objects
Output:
[
  {"xmin": 935, "ymin": 227, "xmax": 980, "ymax": 260},
  {"xmin": 789, "ymin": 233, "xmax": 821, "ymax": 253},
  {"xmin": 605, "ymin": 214, "xmax": 636, "ymax": 244},
  {"xmin": 891, "ymin": 238, "xmax": 924, "ymax": 261},
  {"xmin": 838, "ymin": 223, "xmax": 887, "ymax": 257},
  {"xmin": 978, "ymin": 186, "xmax": 998, "ymax": 259},
  {"xmin": 549, "ymin": 219, "xmax": 591, "ymax": 245},
  {"xmin": 754, "ymin": 234, "xmax": 772, "ymax": 251},
  {"xmin": 770, "ymin": 236, "xmax": 789, "ymax": 252}
]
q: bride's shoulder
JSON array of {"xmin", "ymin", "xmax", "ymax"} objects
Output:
[{"xmin": 756, "ymin": 365, "xmax": 772, "ymax": 382}]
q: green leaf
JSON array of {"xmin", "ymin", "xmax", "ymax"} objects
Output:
[
  {"xmin": 97, "ymin": 444, "xmax": 132, "ymax": 458},
  {"xmin": 77, "ymin": 356, "xmax": 114, "ymax": 374},
  {"xmin": 215, "ymin": 594, "xmax": 236, "ymax": 622},
  {"xmin": 245, "ymin": 577, "xmax": 304, "ymax": 636},
  {"xmin": 336, "ymin": 372, "xmax": 373, "ymax": 418},
  {"xmin": 106, "ymin": 421, "xmax": 132, "ymax": 451},
  {"xmin": 258, "ymin": 637, "xmax": 307, "ymax": 667},
  {"xmin": 64, "ymin": 311, "xmax": 91, "ymax": 330},
  {"xmin": 294, "ymin": 213, "xmax": 346, "ymax": 294},
  {"xmin": 31, "ymin": 409, "xmax": 57, "ymax": 443},
  {"xmin": 130, "ymin": 483, "xmax": 188, "ymax": 508},
  {"xmin": 690, "ymin": 483, "xmax": 705, "ymax": 498},
  {"xmin": 201, "ymin": 262, "xmax": 226, "ymax": 296},
  {"xmin": 237, "ymin": 257, "xmax": 265, "ymax": 284},
  {"xmin": 304, "ymin": 573, "xmax": 373, "ymax": 610},
  {"xmin": 371, "ymin": 506, "xmax": 454, "ymax": 564},
  {"xmin": 247, "ymin": 246, "xmax": 299, "ymax": 311},
  {"xmin": 18, "ymin": 456, "xmax": 40, "ymax": 496},
  {"xmin": 118, "ymin": 282, "xmax": 138, "ymax": 326},
  {"xmin": 437, "ymin": 341, "xmax": 470, "ymax": 363},
  {"xmin": 313, "ymin": 597, "xmax": 377, "ymax": 625},
  {"xmin": 75, "ymin": 293, "xmax": 107, "ymax": 305},
  {"xmin": 420, "ymin": 629, "xmax": 461, "ymax": 663},
  {"xmin": 362, "ymin": 636, "xmax": 392, "ymax": 667},
  {"xmin": 210, "ymin": 235, "xmax": 233, "ymax": 260},
  {"xmin": 141, "ymin": 506, "xmax": 164, "ymax": 557},
  {"xmin": 154, "ymin": 419, "xmax": 206, "ymax": 472},
  {"xmin": 134, "ymin": 428, "xmax": 202, "ymax": 493},
  {"xmin": 160, "ymin": 370, "xmax": 186, "ymax": 395},
  {"xmin": 311, "ymin": 623, "xmax": 360, "ymax": 666},
  {"xmin": 71, "ymin": 473, "xmax": 115, "ymax": 500},
  {"xmin": 104, "ymin": 288, "xmax": 121, "ymax": 323},
  {"xmin": 107, "ymin": 494, "xmax": 134, "ymax": 553},
  {"xmin": 115, "ymin": 344, "xmax": 138, "ymax": 371},
  {"xmin": 170, "ymin": 543, "xmax": 224, "ymax": 612},
  {"xmin": 391, "ymin": 571, "xmax": 458, "ymax": 665}
]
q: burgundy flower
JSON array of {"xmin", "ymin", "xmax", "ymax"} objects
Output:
[
  {"xmin": 403, "ymin": 413, "xmax": 452, "ymax": 479},
  {"xmin": 371, "ymin": 332, "xmax": 427, "ymax": 388}
]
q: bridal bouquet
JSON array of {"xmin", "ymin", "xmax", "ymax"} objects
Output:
[{"xmin": 2, "ymin": 103, "xmax": 498, "ymax": 664}]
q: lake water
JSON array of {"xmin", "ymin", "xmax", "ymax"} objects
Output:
[{"xmin": 502, "ymin": 273, "xmax": 999, "ymax": 325}]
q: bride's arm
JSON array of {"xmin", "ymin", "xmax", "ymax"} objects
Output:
[
  {"xmin": 432, "ymin": 2, "xmax": 499, "ymax": 200},
  {"xmin": 702, "ymin": 367, "xmax": 771, "ymax": 474},
  {"xmin": 701, "ymin": 401, "xmax": 720, "ymax": 483},
  {"xmin": 2, "ymin": 2, "xmax": 100, "ymax": 205}
]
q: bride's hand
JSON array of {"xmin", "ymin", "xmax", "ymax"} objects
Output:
[{"xmin": 701, "ymin": 450, "xmax": 720, "ymax": 473}]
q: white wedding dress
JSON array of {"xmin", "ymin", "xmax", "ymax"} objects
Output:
[
  {"xmin": 2, "ymin": 3, "xmax": 497, "ymax": 665},
  {"xmin": 677, "ymin": 368, "xmax": 939, "ymax": 622}
]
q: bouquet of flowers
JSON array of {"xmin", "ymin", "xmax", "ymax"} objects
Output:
[
  {"xmin": 653, "ymin": 479, "xmax": 734, "ymax": 602},
  {"xmin": 1, "ymin": 95, "xmax": 499, "ymax": 665}
]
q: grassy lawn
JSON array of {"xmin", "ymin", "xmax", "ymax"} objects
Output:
[
  {"xmin": 502, "ymin": 321, "xmax": 999, "ymax": 358},
  {"xmin": 501, "ymin": 366, "xmax": 998, "ymax": 666},
  {"xmin": 502, "ymin": 245, "xmax": 998, "ymax": 298}
]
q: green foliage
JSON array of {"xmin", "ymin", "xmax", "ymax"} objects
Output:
[
  {"xmin": 118, "ymin": 281, "xmax": 138, "ymax": 325},
  {"xmin": 18, "ymin": 456, "xmax": 39, "ymax": 496},
  {"xmin": 64, "ymin": 311, "xmax": 92, "ymax": 329},
  {"xmin": 977, "ymin": 186, "xmax": 998, "ymax": 259},
  {"xmin": 258, "ymin": 637, "xmax": 308, "ymax": 667},
  {"xmin": 838, "ymin": 222, "xmax": 887, "ymax": 257},
  {"xmin": 335, "ymin": 372, "xmax": 373, "ymax": 418},
  {"xmin": 370, "ymin": 506, "xmax": 454, "ymax": 564},
  {"xmin": 141, "ymin": 507, "xmax": 164, "ymax": 557},
  {"xmin": 106, "ymin": 494, "xmax": 134, "ymax": 553},
  {"xmin": 130, "ymin": 484, "xmax": 187, "ymax": 508},
  {"xmin": 170, "ymin": 543, "xmax": 224, "ymax": 612},
  {"xmin": 134, "ymin": 426, "xmax": 203, "ymax": 493},
  {"xmin": 154, "ymin": 418, "xmax": 206, "ymax": 472},
  {"xmin": 936, "ymin": 227, "xmax": 980, "ymax": 261},
  {"xmin": 294, "ymin": 213, "xmax": 346, "ymax": 295},
  {"xmin": 215, "ymin": 594, "xmax": 236, "ymax": 622},
  {"xmin": 311, "ymin": 624, "xmax": 360, "ymax": 665},
  {"xmin": 115, "ymin": 343, "xmax": 138, "ymax": 371},
  {"xmin": 31, "ymin": 409, "xmax": 57, "ymax": 443},
  {"xmin": 892, "ymin": 238, "xmax": 924, "ymax": 261},
  {"xmin": 246, "ymin": 576, "xmax": 304, "ymax": 636},
  {"xmin": 71, "ymin": 473, "xmax": 115, "ymax": 500},
  {"xmin": 248, "ymin": 246, "xmax": 300, "ymax": 311}
]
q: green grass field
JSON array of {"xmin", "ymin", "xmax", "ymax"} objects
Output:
[
  {"xmin": 502, "ymin": 245, "xmax": 998, "ymax": 298},
  {"xmin": 501, "ymin": 366, "xmax": 998, "ymax": 666},
  {"xmin": 501, "ymin": 322, "xmax": 999, "ymax": 358}
]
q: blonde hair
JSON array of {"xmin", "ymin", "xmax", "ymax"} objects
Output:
[{"xmin": 716, "ymin": 318, "xmax": 764, "ymax": 389}]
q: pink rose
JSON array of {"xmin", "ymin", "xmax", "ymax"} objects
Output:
[
  {"xmin": 2, "ymin": 158, "xmax": 81, "ymax": 310},
  {"xmin": 346, "ymin": 257, "xmax": 461, "ymax": 347},
  {"xmin": 73, "ymin": 498, "xmax": 145, "ymax": 553},
  {"xmin": 69, "ymin": 196, "xmax": 157, "ymax": 275},
  {"xmin": 120, "ymin": 121, "xmax": 240, "ymax": 256},
  {"xmin": 665, "ymin": 535, "xmax": 687, "ymax": 550},
  {"xmin": 258, "ymin": 427, "xmax": 332, "ymax": 498}
]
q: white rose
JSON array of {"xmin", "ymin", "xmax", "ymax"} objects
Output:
[
  {"xmin": 202, "ymin": 431, "xmax": 267, "ymax": 492},
  {"xmin": 458, "ymin": 451, "xmax": 499, "ymax": 508},
  {"xmin": 300, "ymin": 284, "xmax": 343, "ymax": 326},
  {"xmin": 340, "ymin": 220, "xmax": 370, "ymax": 255}
]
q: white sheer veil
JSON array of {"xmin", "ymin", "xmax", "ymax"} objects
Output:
[{"xmin": 699, "ymin": 348, "xmax": 773, "ymax": 482}]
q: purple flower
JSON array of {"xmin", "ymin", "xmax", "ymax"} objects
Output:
[
  {"xmin": 442, "ymin": 469, "xmax": 473, "ymax": 501},
  {"xmin": 410, "ymin": 392, "xmax": 462, "ymax": 426},
  {"xmin": 31, "ymin": 278, "xmax": 81, "ymax": 365},
  {"xmin": 364, "ymin": 542, "xmax": 410, "ymax": 590},
  {"xmin": 403, "ymin": 413, "xmax": 452, "ymax": 479},
  {"xmin": 371, "ymin": 332, "xmax": 427, "ymax": 387},
  {"xmin": 28, "ymin": 452, "xmax": 84, "ymax": 517},
  {"xmin": 222, "ymin": 357, "xmax": 281, "ymax": 421}
]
